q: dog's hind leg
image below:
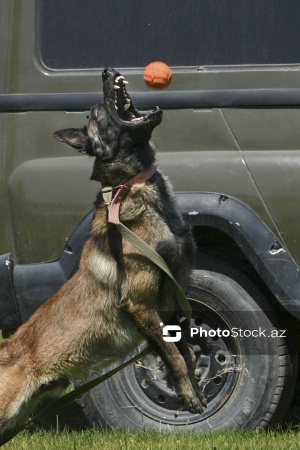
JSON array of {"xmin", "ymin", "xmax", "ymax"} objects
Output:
[
  {"xmin": 0, "ymin": 362, "xmax": 36, "ymax": 432},
  {"xmin": 120, "ymin": 298, "xmax": 206, "ymax": 414},
  {"xmin": 0, "ymin": 342, "xmax": 50, "ymax": 434}
]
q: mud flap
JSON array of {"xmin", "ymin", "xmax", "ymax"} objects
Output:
[{"xmin": 0, "ymin": 211, "xmax": 93, "ymax": 329}]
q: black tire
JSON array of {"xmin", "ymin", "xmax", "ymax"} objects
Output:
[{"xmin": 78, "ymin": 270, "xmax": 297, "ymax": 432}]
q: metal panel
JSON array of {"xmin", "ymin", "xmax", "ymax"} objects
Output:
[{"xmin": 222, "ymin": 109, "xmax": 300, "ymax": 263}]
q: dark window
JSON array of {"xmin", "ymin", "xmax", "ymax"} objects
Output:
[{"xmin": 37, "ymin": 0, "xmax": 300, "ymax": 70}]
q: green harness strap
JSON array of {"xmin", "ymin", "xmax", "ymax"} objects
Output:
[
  {"xmin": 0, "ymin": 222, "xmax": 192, "ymax": 446},
  {"xmin": 116, "ymin": 222, "xmax": 192, "ymax": 319}
]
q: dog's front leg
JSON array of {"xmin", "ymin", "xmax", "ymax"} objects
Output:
[
  {"xmin": 172, "ymin": 314, "xmax": 207, "ymax": 406},
  {"xmin": 120, "ymin": 298, "xmax": 205, "ymax": 414}
]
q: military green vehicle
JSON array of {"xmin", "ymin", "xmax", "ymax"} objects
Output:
[{"xmin": 1, "ymin": 0, "xmax": 300, "ymax": 432}]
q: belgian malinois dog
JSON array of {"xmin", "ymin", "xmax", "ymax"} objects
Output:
[{"xmin": 0, "ymin": 68, "xmax": 206, "ymax": 433}]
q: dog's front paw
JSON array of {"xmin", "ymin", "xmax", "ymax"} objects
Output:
[
  {"xmin": 192, "ymin": 381, "xmax": 207, "ymax": 408},
  {"xmin": 190, "ymin": 375, "xmax": 207, "ymax": 409},
  {"xmin": 179, "ymin": 391, "xmax": 206, "ymax": 414},
  {"xmin": 196, "ymin": 389, "xmax": 207, "ymax": 409}
]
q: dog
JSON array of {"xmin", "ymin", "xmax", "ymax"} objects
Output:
[{"xmin": 0, "ymin": 67, "xmax": 206, "ymax": 433}]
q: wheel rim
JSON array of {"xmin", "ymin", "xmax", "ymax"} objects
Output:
[{"xmin": 116, "ymin": 297, "xmax": 241, "ymax": 425}]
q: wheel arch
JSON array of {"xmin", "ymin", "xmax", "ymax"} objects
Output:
[{"xmin": 178, "ymin": 192, "xmax": 300, "ymax": 320}]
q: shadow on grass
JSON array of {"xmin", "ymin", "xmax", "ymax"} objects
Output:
[{"xmin": 29, "ymin": 400, "xmax": 90, "ymax": 433}]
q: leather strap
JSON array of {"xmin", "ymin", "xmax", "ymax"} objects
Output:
[{"xmin": 108, "ymin": 166, "xmax": 156, "ymax": 224}]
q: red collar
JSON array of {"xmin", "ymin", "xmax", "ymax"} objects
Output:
[{"xmin": 106, "ymin": 166, "xmax": 156, "ymax": 224}]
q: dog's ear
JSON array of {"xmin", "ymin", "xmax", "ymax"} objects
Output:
[{"xmin": 53, "ymin": 127, "xmax": 91, "ymax": 154}]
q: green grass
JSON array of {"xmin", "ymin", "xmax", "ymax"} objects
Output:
[
  {"xmin": 1, "ymin": 428, "xmax": 300, "ymax": 450},
  {"xmin": 0, "ymin": 397, "xmax": 298, "ymax": 449},
  {"xmin": 0, "ymin": 397, "xmax": 299, "ymax": 449}
]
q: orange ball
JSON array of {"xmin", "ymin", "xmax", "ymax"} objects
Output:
[{"xmin": 144, "ymin": 62, "xmax": 172, "ymax": 89}]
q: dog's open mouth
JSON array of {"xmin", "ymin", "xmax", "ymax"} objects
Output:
[
  {"xmin": 113, "ymin": 74, "xmax": 143, "ymax": 122},
  {"xmin": 103, "ymin": 68, "xmax": 162, "ymax": 127}
]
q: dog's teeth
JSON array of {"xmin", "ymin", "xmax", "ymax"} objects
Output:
[
  {"xmin": 114, "ymin": 85, "xmax": 120, "ymax": 89},
  {"xmin": 115, "ymin": 75, "xmax": 125, "ymax": 82},
  {"xmin": 125, "ymin": 98, "xmax": 131, "ymax": 104},
  {"xmin": 123, "ymin": 80, "xmax": 129, "ymax": 85},
  {"xmin": 124, "ymin": 104, "xmax": 130, "ymax": 111},
  {"xmin": 115, "ymin": 105, "xmax": 118, "ymax": 110}
]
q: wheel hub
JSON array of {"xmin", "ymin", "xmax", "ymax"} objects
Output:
[{"xmin": 118, "ymin": 299, "xmax": 240, "ymax": 424}]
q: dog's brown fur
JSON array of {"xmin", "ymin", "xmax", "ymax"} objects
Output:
[{"xmin": 0, "ymin": 68, "xmax": 206, "ymax": 433}]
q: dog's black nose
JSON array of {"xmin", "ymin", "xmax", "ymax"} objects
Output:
[{"xmin": 102, "ymin": 67, "xmax": 120, "ymax": 82}]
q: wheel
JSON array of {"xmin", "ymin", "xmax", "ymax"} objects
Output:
[{"xmin": 77, "ymin": 270, "xmax": 297, "ymax": 432}]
